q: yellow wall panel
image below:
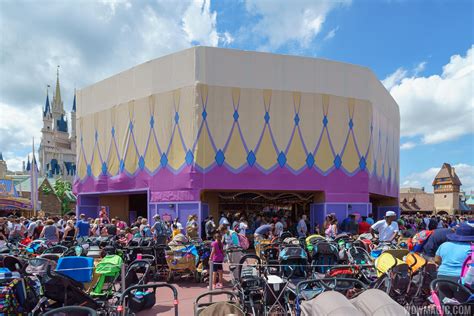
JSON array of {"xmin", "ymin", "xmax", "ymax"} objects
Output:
[
  {"xmin": 167, "ymin": 130, "xmax": 186, "ymax": 170},
  {"xmin": 256, "ymin": 127, "xmax": 277, "ymax": 170},
  {"xmin": 286, "ymin": 129, "xmax": 306, "ymax": 171},
  {"xmin": 224, "ymin": 128, "xmax": 247, "ymax": 169},
  {"xmin": 91, "ymin": 146, "xmax": 102, "ymax": 177},
  {"xmin": 352, "ymin": 100, "xmax": 371, "ymax": 156},
  {"xmin": 206, "ymin": 85, "xmax": 234, "ymax": 150},
  {"xmin": 269, "ymin": 90, "xmax": 294, "ymax": 151},
  {"xmin": 299, "ymin": 93, "xmax": 324, "ymax": 152},
  {"xmin": 315, "ymin": 129, "xmax": 334, "ymax": 172},
  {"xmin": 342, "ymin": 134, "xmax": 359, "ymax": 173},
  {"xmin": 327, "ymin": 95, "xmax": 349, "ymax": 155},
  {"xmin": 194, "ymin": 125, "xmax": 215, "ymax": 169}
]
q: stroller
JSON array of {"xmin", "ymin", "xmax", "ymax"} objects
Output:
[
  {"xmin": 310, "ymin": 240, "xmax": 339, "ymax": 274},
  {"xmin": 166, "ymin": 244, "xmax": 199, "ymax": 282},
  {"xmin": 374, "ymin": 249, "xmax": 410, "ymax": 304},
  {"xmin": 295, "ymin": 278, "xmax": 368, "ymax": 315},
  {"xmin": 261, "ymin": 243, "xmax": 280, "ymax": 275},
  {"xmin": 236, "ymin": 254, "xmax": 264, "ymax": 316},
  {"xmin": 25, "ymin": 257, "xmax": 57, "ymax": 277},
  {"xmin": 125, "ymin": 258, "xmax": 153, "ymax": 288},
  {"xmin": 0, "ymin": 267, "xmax": 39, "ymax": 314},
  {"xmin": 305, "ymin": 234, "xmax": 324, "ymax": 252},
  {"xmin": 430, "ymin": 279, "xmax": 474, "ymax": 316},
  {"xmin": 194, "ymin": 290, "xmax": 244, "ymax": 316},
  {"xmin": 279, "ymin": 246, "xmax": 308, "ymax": 281},
  {"xmin": 405, "ymin": 252, "xmax": 437, "ymax": 305},
  {"xmin": 90, "ymin": 254, "xmax": 123, "ymax": 299}
]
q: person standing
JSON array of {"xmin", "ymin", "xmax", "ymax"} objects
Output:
[
  {"xmin": 40, "ymin": 219, "xmax": 59, "ymax": 244},
  {"xmin": 358, "ymin": 216, "xmax": 371, "ymax": 234},
  {"xmin": 62, "ymin": 220, "xmax": 77, "ymax": 242},
  {"xmin": 210, "ymin": 233, "xmax": 224, "ymax": 289},
  {"xmin": 239, "ymin": 217, "xmax": 248, "ymax": 236},
  {"xmin": 370, "ymin": 211, "xmax": 399, "ymax": 242},
  {"xmin": 435, "ymin": 224, "xmax": 473, "ymax": 282},
  {"xmin": 8, "ymin": 218, "xmax": 26, "ymax": 242},
  {"xmin": 274, "ymin": 218, "xmax": 284, "ymax": 237},
  {"xmin": 205, "ymin": 216, "xmax": 216, "ymax": 240},
  {"xmin": 297, "ymin": 215, "xmax": 308, "ymax": 238},
  {"xmin": 219, "ymin": 213, "xmax": 229, "ymax": 226},
  {"xmin": 76, "ymin": 214, "xmax": 91, "ymax": 240},
  {"xmin": 151, "ymin": 214, "xmax": 168, "ymax": 244}
]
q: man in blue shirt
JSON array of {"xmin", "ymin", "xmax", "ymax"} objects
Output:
[
  {"xmin": 422, "ymin": 228, "xmax": 453, "ymax": 259},
  {"xmin": 75, "ymin": 213, "xmax": 90, "ymax": 240}
]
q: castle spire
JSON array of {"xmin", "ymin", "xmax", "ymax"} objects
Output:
[
  {"xmin": 43, "ymin": 86, "xmax": 51, "ymax": 117},
  {"xmin": 72, "ymin": 89, "xmax": 76, "ymax": 112},
  {"xmin": 54, "ymin": 65, "xmax": 62, "ymax": 106},
  {"xmin": 0, "ymin": 152, "xmax": 3, "ymax": 161}
]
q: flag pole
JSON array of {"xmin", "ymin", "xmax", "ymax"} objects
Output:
[{"xmin": 31, "ymin": 137, "xmax": 37, "ymax": 217}]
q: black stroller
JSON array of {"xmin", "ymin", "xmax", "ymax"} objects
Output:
[
  {"xmin": 430, "ymin": 279, "xmax": 474, "ymax": 316},
  {"xmin": 236, "ymin": 254, "xmax": 264, "ymax": 316}
]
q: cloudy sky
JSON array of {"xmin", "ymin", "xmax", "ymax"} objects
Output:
[{"xmin": 0, "ymin": 0, "xmax": 473, "ymax": 192}]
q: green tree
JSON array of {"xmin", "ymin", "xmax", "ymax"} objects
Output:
[{"xmin": 42, "ymin": 179, "xmax": 75, "ymax": 215}]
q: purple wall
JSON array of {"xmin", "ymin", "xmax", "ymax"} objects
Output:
[
  {"xmin": 76, "ymin": 195, "xmax": 99, "ymax": 219},
  {"xmin": 149, "ymin": 202, "xmax": 201, "ymax": 235},
  {"xmin": 310, "ymin": 202, "xmax": 372, "ymax": 230}
]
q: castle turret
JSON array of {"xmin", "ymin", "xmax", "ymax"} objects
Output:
[
  {"xmin": 0, "ymin": 153, "xmax": 6, "ymax": 179},
  {"xmin": 433, "ymin": 163, "xmax": 462, "ymax": 214}
]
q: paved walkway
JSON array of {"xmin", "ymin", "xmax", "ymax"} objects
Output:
[{"xmin": 138, "ymin": 269, "xmax": 233, "ymax": 316}]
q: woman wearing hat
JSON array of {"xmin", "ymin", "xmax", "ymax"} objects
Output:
[{"xmin": 434, "ymin": 223, "xmax": 474, "ymax": 282}]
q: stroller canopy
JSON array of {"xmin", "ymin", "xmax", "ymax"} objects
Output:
[{"xmin": 95, "ymin": 255, "xmax": 123, "ymax": 275}]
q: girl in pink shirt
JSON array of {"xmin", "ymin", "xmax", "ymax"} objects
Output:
[{"xmin": 210, "ymin": 233, "xmax": 224, "ymax": 288}]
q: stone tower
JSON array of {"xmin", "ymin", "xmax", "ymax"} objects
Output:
[
  {"xmin": 433, "ymin": 163, "xmax": 461, "ymax": 214},
  {"xmin": 38, "ymin": 67, "xmax": 77, "ymax": 182},
  {"xmin": 0, "ymin": 153, "xmax": 7, "ymax": 179}
]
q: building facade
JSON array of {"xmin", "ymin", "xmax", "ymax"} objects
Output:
[
  {"xmin": 74, "ymin": 47, "xmax": 400, "ymax": 229},
  {"xmin": 433, "ymin": 163, "xmax": 461, "ymax": 214},
  {"xmin": 39, "ymin": 69, "xmax": 77, "ymax": 182}
]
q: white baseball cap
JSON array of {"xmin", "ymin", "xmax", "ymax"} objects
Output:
[{"xmin": 385, "ymin": 211, "xmax": 397, "ymax": 217}]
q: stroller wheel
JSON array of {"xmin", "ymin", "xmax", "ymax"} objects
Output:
[
  {"xmin": 194, "ymin": 270, "xmax": 200, "ymax": 283},
  {"xmin": 167, "ymin": 272, "xmax": 174, "ymax": 283}
]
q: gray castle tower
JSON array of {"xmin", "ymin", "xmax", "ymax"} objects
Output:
[{"xmin": 38, "ymin": 67, "xmax": 76, "ymax": 182}]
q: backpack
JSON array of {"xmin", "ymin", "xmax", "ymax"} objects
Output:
[
  {"xmin": 407, "ymin": 230, "xmax": 433, "ymax": 252},
  {"xmin": 460, "ymin": 244, "xmax": 474, "ymax": 288},
  {"xmin": 237, "ymin": 233, "xmax": 249, "ymax": 250}
]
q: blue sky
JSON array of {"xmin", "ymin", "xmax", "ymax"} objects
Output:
[{"xmin": 0, "ymin": 0, "xmax": 473, "ymax": 192}]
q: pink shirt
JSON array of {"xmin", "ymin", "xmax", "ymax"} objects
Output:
[{"xmin": 211, "ymin": 241, "xmax": 224, "ymax": 262}]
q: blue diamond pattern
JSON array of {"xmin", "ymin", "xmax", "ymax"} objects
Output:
[
  {"xmin": 111, "ymin": 127, "xmax": 115, "ymax": 136},
  {"xmin": 129, "ymin": 122, "xmax": 133, "ymax": 131},
  {"xmin": 185, "ymin": 150, "xmax": 194, "ymax": 166},
  {"xmin": 174, "ymin": 112, "xmax": 179, "ymax": 124},
  {"xmin": 264, "ymin": 112, "xmax": 270, "ymax": 123},
  {"xmin": 359, "ymin": 157, "xmax": 366, "ymax": 170},
  {"xmin": 215, "ymin": 149, "xmax": 225, "ymax": 166},
  {"xmin": 101, "ymin": 162, "xmax": 107, "ymax": 175},
  {"xmin": 150, "ymin": 116, "xmax": 155, "ymax": 128},
  {"xmin": 373, "ymin": 163, "xmax": 377, "ymax": 175},
  {"xmin": 294, "ymin": 114, "xmax": 300, "ymax": 125},
  {"xmin": 277, "ymin": 151, "xmax": 287, "ymax": 168},
  {"xmin": 160, "ymin": 154, "xmax": 168, "ymax": 167},
  {"xmin": 120, "ymin": 159, "xmax": 125, "ymax": 172},
  {"xmin": 86, "ymin": 165, "xmax": 92, "ymax": 177},
  {"xmin": 138, "ymin": 156, "xmax": 145, "ymax": 170},
  {"xmin": 323, "ymin": 116, "xmax": 328, "ymax": 127},
  {"xmin": 306, "ymin": 153, "xmax": 315, "ymax": 168},
  {"xmin": 202, "ymin": 110, "xmax": 207, "ymax": 120},
  {"xmin": 349, "ymin": 119, "xmax": 353, "ymax": 129},
  {"xmin": 247, "ymin": 151, "xmax": 256, "ymax": 166},
  {"xmin": 334, "ymin": 155, "xmax": 342, "ymax": 169},
  {"xmin": 95, "ymin": 131, "xmax": 98, "ymax": 141},
  {"xmin": 233, "ymin": 110, "xmax": 239, "ymax": 122}
]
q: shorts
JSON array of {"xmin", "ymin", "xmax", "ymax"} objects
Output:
[{"xmin": 213, "ymin": 262, "xmax": 223, "ymax": 272}]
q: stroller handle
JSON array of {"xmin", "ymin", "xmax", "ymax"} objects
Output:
[
  {"xmin": 119, "ymin": 283, "xmax": 178, "ymax": 316},
  {"xmin": 43, "ymin": 306, "xmax": 97, "ymax": 316},
  {"xmin": 296, "ymin": 277, "xmax": 368, "ymax": 294},
  {"xmin": 195, "ymin": 290, "xmax": 239, "ymax": 304}
]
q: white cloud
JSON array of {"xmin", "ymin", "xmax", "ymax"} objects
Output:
[
  {"xmin": 382, "ymin": 67, "xmax": 407, "ymax": 90},
  {"xmin": 222, "ymin": 32, "xmax": 234, "ymax": 45},
  {"xmin": 244, "ymin": 0, "xmax": 350, "ymax": 49},
  {"xmin": 0, "ymin": 0, "xmax": 226, "ymax": 162},
  {"xmin": 402, "ymin": 163, "xmax": 474, "ymax": 193},
  {"xmin": 324, "ymin": 26, "xmax": 339, "ymax": 41},
  {"xmin": 385, "ymin": 45, "xmax": 474, "ymax": 144},
  {"xmin": 400, "ymin": 142, "xmax": 416, "ymax": 150},
  {"xmin": 413, "ymin": 61, "xmax": 426, "ymax": 75},
  {"xmin": 182, "ymin": 0, "xmax": 219, "ymax": 46}
]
